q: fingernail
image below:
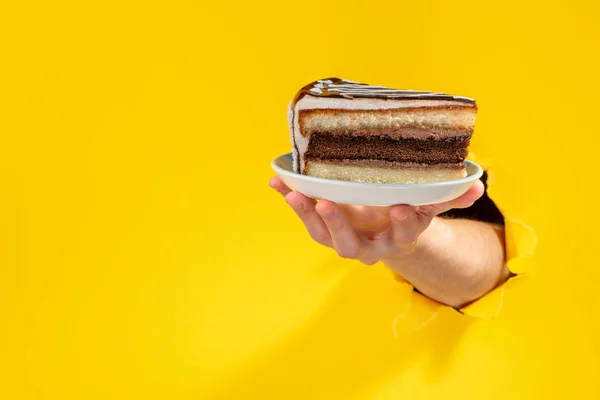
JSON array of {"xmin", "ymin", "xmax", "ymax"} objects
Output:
[{"xmin": 393, "ymin": 213, "xmax": 408, "ymax": 221}]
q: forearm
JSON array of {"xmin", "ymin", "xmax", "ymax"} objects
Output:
[{"xmin": 382, "ymin": 217, "xmax": 510, "ymax": 308}]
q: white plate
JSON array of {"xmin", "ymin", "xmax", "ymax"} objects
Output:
[{"xmin": 271, "ymin": 153, "xmax": 483, "ymax": 206}]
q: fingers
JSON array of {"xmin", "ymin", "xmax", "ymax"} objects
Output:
[
  {"xmin": 284, "ymin": 191, "xmax": 332, "ymax": 247},
  {"xmin": 269, "ymin": 176, "xmax": 292, "ymax": 197},
  {"xmin": 315, "ymin": 201, "xmax": 363, "ymax": 259},
  {"xmin": 270, "ymin": 177, "xmax": 393, "ymax": 264},
  {"xmin": 270, "ymin": 176, "xmax": 334, "ymax": 247}
]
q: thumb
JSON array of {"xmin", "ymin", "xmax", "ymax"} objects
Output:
[
  {"xmin": 388, "ymin": 205, "xmax": 422, "ymax": 246},
  {"xmin": 426, "ymin": 179, "xmax": 485, "ymax": 216}
]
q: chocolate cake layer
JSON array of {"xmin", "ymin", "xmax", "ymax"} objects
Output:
[{"xmin": 305, "ymin": 134, "xmax": 470, "ymax": 164}]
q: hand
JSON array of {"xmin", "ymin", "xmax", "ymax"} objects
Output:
[{"xmin": 269, "ymin": 176, "xmax": 485, "ymax": 266}]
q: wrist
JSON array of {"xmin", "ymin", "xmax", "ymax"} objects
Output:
[{"xmin": 380, "ymin": 241, "xmax": 417, "ymax": 267}]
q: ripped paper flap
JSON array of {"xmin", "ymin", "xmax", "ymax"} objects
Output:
[{"xmin": 391, "ymin": 153, "xmax": 538, "ymax": 330}]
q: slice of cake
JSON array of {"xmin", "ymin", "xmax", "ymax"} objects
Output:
[{"xmin": 288, "ymin": 78, "xmax": 477, "ymax": 184}]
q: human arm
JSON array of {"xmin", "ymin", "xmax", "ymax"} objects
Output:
[
  {"xmin": 382, "ymin": 216, "xmax": 508, "ymax": 308},
  {"xmin": 269, "ymin": 176, "xmax": 510, "ymax": 308}
]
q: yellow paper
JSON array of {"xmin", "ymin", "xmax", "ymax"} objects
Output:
[{"xmin": 2, "ymin": 1, "xmax": 599, "ymax": 399}]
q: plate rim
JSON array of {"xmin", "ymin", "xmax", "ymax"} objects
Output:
[{"xmin": 271, "ymin": 153, "xmax": 483, "ymax": 188}]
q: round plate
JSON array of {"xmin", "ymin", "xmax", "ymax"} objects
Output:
[{"xmin": 271, "ymin": 153, "xmax": 483, "ymax": 206}]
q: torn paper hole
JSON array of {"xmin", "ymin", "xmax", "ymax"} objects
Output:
[
  {"xmin": 459, "ymin": 216, "xmax": 537, "ymax": 319},
  {"xmin": 460, "ymin": 154, "xmax": 538, "ymax": 319},
  {"xmin": 390, "ymin": 153, "xmax": 538, "ymax": 326}
]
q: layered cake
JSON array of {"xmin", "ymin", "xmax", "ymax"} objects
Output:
[{"xmin": 288, "ymin": 78, "xmax": 477, "ymax": 183}]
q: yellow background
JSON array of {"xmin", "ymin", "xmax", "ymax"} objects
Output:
[{"xmin": 1, "ymin": 0, "xmax": 599, "ymax": 398}]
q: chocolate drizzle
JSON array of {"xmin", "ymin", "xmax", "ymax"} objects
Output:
[
  {"xmin": 305, "ymin": 134, "xmax": 470, "ymax": 164},
  {"xmin": 292, "ymin": 77, "xmax": 476, "ymax": 106}
]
